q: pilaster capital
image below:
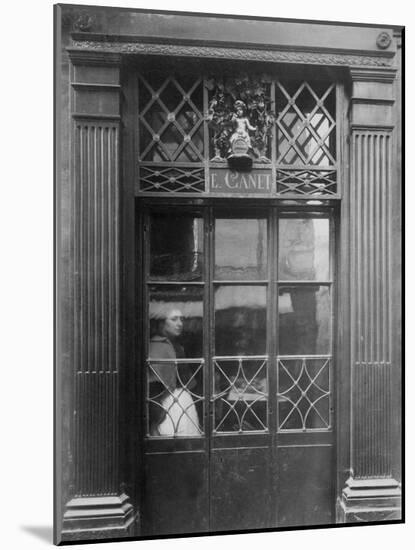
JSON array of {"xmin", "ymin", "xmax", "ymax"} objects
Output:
[
  {"xmin": 68, "ymin": 48, "xmax": 123, "ymax": 67},
  {"xmin": 349, "ymin": 66, "xmax": 397, "ymax": 83}
]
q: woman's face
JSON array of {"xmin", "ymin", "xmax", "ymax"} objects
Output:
[{"xmin": 161, "ymin": 309, "xmax": 183, "ymax": 339}]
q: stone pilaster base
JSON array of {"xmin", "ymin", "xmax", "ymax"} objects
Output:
[
  {"xmin": 60, "ymin": 493, "xmax": 137, "ymax": 542},
  {"xmin": 337, "ymin": 477, "xmax": 401, "ymax": 523}
]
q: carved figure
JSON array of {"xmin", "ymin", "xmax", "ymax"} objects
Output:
[{"xmin": 230, "ymin": 100, "xmax": 256, "ymax": 152}]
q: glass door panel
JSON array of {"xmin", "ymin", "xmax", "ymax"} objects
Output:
[
  {"xmin": 149, "ymin": 212, "xmax": 204, "ymax": 281},
  {"xmin": 278, "ymin": 218, "xmax": 330, "ymax": 281},
  {"xmin": 276, "ymin": 213, "xmax": 334, "ymax": 528},
  {"xmin": 214, "ymin": 218, "xmax": 268, "ymax": 280}
]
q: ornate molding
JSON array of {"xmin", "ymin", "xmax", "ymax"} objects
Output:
[
  {"xmin": 338, "ymin": 477, "xmax": 401, "ymax": 524},
  {"xmin": 68, "ymin": 40, "xmax": 393, "ymax": 68},
  {"xmin": 206, "ymin": 75, "xmax": 274, "ymax": 162},
  {"xmin": 350, "ymin": 67, "xmax": 397, "ymax": 82},
  {"xmin": 62, "ymin": 494, "xmax": 136, "ymax": 541},
  {"xmin": 376, "ymin": 31, "xmax": 392, "ymax": 50},
  {"xmin": 73, "ymin": 13, "xmax": 95, "ymax": 33}
]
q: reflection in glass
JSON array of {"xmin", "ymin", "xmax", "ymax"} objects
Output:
[
  {"xmin": 213, "ymin": 358, "xmax": 268, "ymax": 432},
  {"xmin": 214, "ymin": 286, "xmax": 267, "ymax": 356},
  {"xmin": 278, "ymin": 286, "xmax": 331, "ymax": 355},
  {"xmin": 279, "ymin": 218, "xmax": 329, "ymax": 281},
  {"xmin": 149, "ymin": 285, "xmax": 203, "ymax": 358},
  {"xmin": 277, "ymin": 358, "xmax": 331, "ymax": 431},
  {"xmin": 147, "ymin": 285, "xmax": 203, "ymax": 437},
  {"xmin": 150, "ymin": 213, "xmax": 203, "ymax": 281},
  {"xmin": 215, "ymin": 219, "xmax": 267, "ymax": 280}
]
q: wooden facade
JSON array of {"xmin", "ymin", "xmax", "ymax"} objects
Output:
[{"xmin": 54, "ymin": 5, "xmax": 402, "ymax": 543}]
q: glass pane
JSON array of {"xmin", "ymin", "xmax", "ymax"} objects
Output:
[
  {"xmin": 278, "ymin": 218, "xmax": 329, "ymax": 280},
  {"xmin": 148, "ymin": 285, "xmax": 204, "ymax": 437},
  {"xmin": 149, "ymin": 285, "xmax": 203, "ymax": 358},
  {"xmin": 213, "ymin": 358, "xmax": 268, "ymax": 432},
  {"xmin": 278, "ymin": 286, "xmax": 331, "ymax": 355},
  {"xmin": 215, "ymin": 218, "xmax": 267, "ymax": 280},
  {"xmin": 150, "ymin": 213, "xmax": 204, "ymax": 281},
  {"xmin": 215, "ymin": 285, "xmax": 267, "ymax": 355}
]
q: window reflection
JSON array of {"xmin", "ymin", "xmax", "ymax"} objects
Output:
[
  {"xmin": 215, "ymin": 218, "xmax": 267, "ymax": 280},
  {"xmin": 150, "ymin": 213, "xmax": 204, "ymax": 281},
  {"xmin": 278, "ymin": 286, "xmax": 331, "ymax": 355},
  {"xmin": 214, "ymin": 286, "xmax": 267, "ymax": 356},
  {"xmin": 279, "ymin": 218, "xmax": 329, "ymax": 281}
]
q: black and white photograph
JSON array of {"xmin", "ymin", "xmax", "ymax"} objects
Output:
[
  {"xmin": 2, "ymin": 1, "xmax": 410, "ymax": 549},
  {"xmin": 52, "ymin": 2, "xmax": 404, "ymax": 544}
]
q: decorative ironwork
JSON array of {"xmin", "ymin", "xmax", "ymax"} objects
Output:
[
  {"xmin": 139, "ymin": 165, "xmax": 205, "ymax": 192},
  {"xmin": 213, "ymin": 357, "xmax": 268, "ymax": 433},
  {"xmin": 136, "ymin": 70, "xmax": 340, "ymax": 196},
  {"xmin": 138, "ymin": 74, "xmax": 204, "ymax": 162},
  {"xmin": 276, "ymin": 82, "xmax": 336, "ymax": 166},
  {"xmin": 147, "ymin": 359, "xmax": 204, "ymax": 438},
  {"xmin": 206, "ymin": 74, "xmax": 274, "ymax": 162},
  {"xmin": 277, "ymin": 357, "xmax": 331, "ymax": 431},
  {"xmin": 276, "ymin": 168, "xmax": 337, "ymax": 196}
]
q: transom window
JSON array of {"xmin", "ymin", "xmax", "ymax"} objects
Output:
[{"xmin": 136, "ymin": 66, "xmax": 339, "ymax": 197}]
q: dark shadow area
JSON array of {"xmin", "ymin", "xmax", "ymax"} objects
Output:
[{"xmin": 21, "ymin": 525, "xmax": 53, "ymax": 544}]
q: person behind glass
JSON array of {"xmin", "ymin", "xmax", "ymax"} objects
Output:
[{"xmin": 148, "ymin": 308, "xmax": 200, "ymax": 437}]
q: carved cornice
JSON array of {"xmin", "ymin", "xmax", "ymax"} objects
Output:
[{"xmin": 68, "ymin": 39, "xmax": 393, "ymax": 68}]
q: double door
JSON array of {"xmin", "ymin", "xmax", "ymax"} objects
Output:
[{"xmin": 140, "ymin": 204, "xmax": 335, "ymax": 535}]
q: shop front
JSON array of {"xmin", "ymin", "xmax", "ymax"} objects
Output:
[{"xmin": 55, "ymin": 5, "xmax": 402, "ymax": 543}]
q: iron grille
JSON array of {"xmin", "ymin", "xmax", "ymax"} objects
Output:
[
  {"xmin": 147, "ymin": 358, "xmax": 204, "ymax": 438},
  {"xmin": 140, "ymin": 165, "xmax": 205, "ymax": 193},
  {"xmin": 138, "ymin": 73, "xmax": 204, "ymax": 163},
  {"xmin": 277, "ymin": 356, "xmax": 331, "ymax": 432},
  {"xmin": 276, "ymin": 168, "xmax": 337, "ymax": 196},
  {"xmin": 275, "ymin": 82, "xmax": 336, "ymax": 166},
  {"xmin": 213, "ymin": 356, "xmax": 268, "ymax": 433}
]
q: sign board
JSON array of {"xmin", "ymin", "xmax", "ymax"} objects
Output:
[{"xmin": 210, "ymin": 167, "xmax": 272, "ymax": 194}]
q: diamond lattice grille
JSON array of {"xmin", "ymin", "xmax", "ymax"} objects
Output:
[
  {"xmin": 139, "ymin": 74, "xmax": 204, "ymax": 162},
  {"xmin": 276, "ymin": 82, "xmax": 336, "ymax": 166}
]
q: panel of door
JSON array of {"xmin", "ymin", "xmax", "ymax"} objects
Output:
[
  {"xmin": 275, "ymin": 212, "xmax": 335, "ymax": 527},
  {"xmin": 142, "ymin": 207, "xmax": 210, "ymax": 536},
  {"xmin": 209, "ymin": 210, "xmax": 276, "ymax": 531}
]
